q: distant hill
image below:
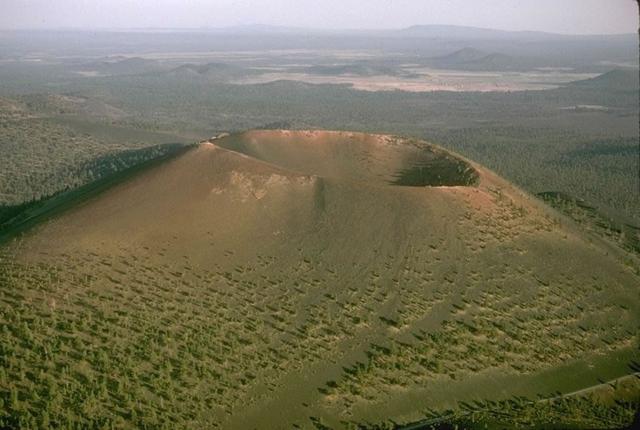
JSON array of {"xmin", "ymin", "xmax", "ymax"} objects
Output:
[
  {"xmin": 395, "ymin": 25, "xmax": 560, "ymax": 41},
  {"xmin": 426, "ymin": 47, "xmax": 533, "ymax": 71},
  {"xmin": 304, "ymin": 63, "xmax": 408, "ymax": 77},
  {"xmin": 568, "ymin": 69, "xmax": 639, "ymax": 90},
  {"xmin": 77, "ymin": 57, "xmax": 166, "ymax": 76},
  {"xmin": 432, "ymin": 47, "xmax": 489, "ymax": 64},
  {"xmin": 167, "ymin": 62, "xmax": 257, "ymax": 80},
  {"xmin": 16, "ymin": 93, "xmax": 128, "ymax": 119},
  {"xmin": 469, "ymin": 52, "xmax": 523, "ymax": 70}
]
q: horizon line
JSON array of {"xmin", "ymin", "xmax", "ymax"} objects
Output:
[{"xmin": 0, "ymin": 23, "xmax": 636, "ymax": 37}]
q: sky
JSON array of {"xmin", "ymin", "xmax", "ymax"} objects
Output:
[{"xmin": 0, "ymin": 0, "xmax": 637, "ymax": 34}]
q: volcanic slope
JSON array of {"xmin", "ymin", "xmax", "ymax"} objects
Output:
[{"xmin": 1, "ymin": 130, "xmax": 638, "ymax": 429}]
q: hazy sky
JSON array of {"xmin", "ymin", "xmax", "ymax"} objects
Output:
[{"xmin": 1, "ymin": 0, "xmax": 637, "ymax": 34}]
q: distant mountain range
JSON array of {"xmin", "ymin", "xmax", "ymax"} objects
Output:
[
  {"xmin": 396, "ymin": 25, "xmax": 557, "ymax": 40},
  {"xmin": 204, "ymin": 24, "xmax": 636, "ymax": 40},
  {"xmin": 60, "ymin": 24, "xmax": 635, "ymax": 41}
]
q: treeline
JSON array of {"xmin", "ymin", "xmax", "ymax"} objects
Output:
[
  {"xmin": 0, "ymin": 143, "xmax": 188, "ymax": 243},
  {"xmin": 425, "ymin": 127, "xmax": 640, "ymax": 224},
  {"xmin": 0, "ymin": 111, "xmax": 186, "ymax": 206}
]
